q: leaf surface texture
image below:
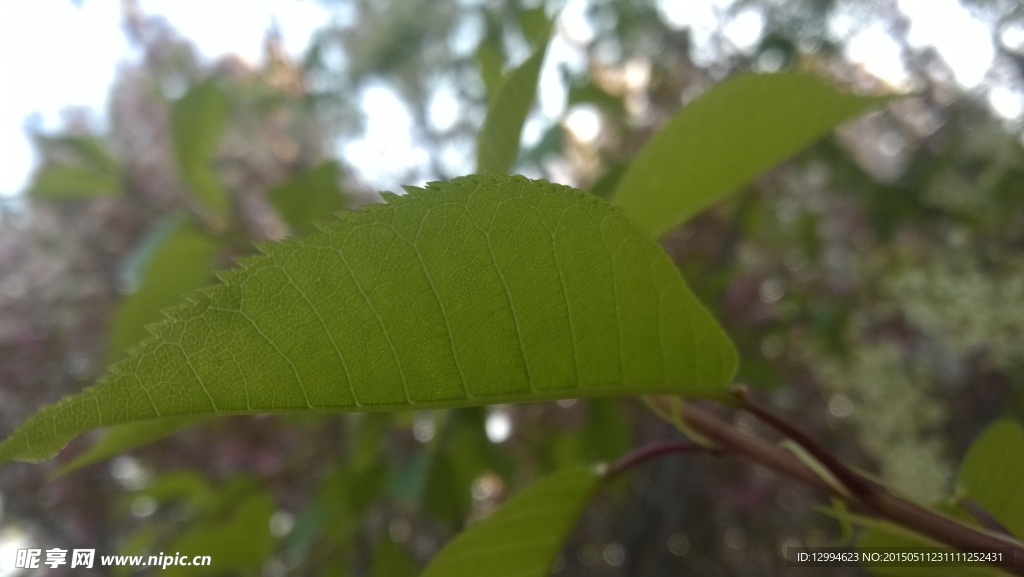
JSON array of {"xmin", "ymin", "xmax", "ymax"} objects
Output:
[{"xmin": 0, "ymin": 174, "xmax": 736, "ymax": 464}]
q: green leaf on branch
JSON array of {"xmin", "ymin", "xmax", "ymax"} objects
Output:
[
  {"xmin": 476, "ymin": 22, "xmax": 552, "ymax": 174},
  {"xmin": 28, "ymin": 165, "xmax": 122, "ymax": 198},
  {"xmin": 268, "ymin": 161, "xmax": 347, "ymax": 236},
  {"xmin": 27, "ymin": 135, "xmax": 123, "ymax": 198},
  {"xmin": 517, "ymin": 5, "xmax": 550, "ymax": 47},
  {"xmin": 171, "ymin": 79, "xmax": 231, "ymax": 222},
  {"xmin": 611, "ymin": 71, "xmax": 891, "ymax": 237},
  {"xmin": 475, "ymin": 15, "xmax": 505, "ymax": 102},
  {"xmin": 420, "ymin": 465, "xmax": 600, "ymax": 577},
  {"xmin": 39, "ymin": 134, "xmax": 121, "ymax": 175},
  {"xmin": 54, "ymin": 416, "xmax": 203, "ymax": 478},
  {"xmin": 0, "ymin": 174, "xmax": 737, "ymax": 465},
  {"xmin": 958, "ymin": 420, "xmax": 1024, "ymax": 539}
]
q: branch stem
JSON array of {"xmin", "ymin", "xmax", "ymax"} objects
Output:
[
  {"xmin": 645, "ymin": 398, "xmax": 1024, "ymax": 576},
  {"xmin": 607, "ymin": 439, "xmax": 715, "ymax": 478},
  {"xmin": 733, "ymin": 389, "xmax": 872, "ymax": 498}
]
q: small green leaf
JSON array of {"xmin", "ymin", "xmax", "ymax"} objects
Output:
[
  {"xmin": 475, "ymin": 16, "xmax": 505, "ymax": 102},
  {"xmin": 54, "ymin": 416, "xmax": 202, "ymax": 477},
  {"xmin": 39, "ymin": 134, "xmax": 120, "ymax": 176},
  {"xmin": 958, "ymin": 420, "xmax": 1024, "ymax": 539},
  {"xmin": 612, "ymin": 72, "xmax": 891, "ymax": 237},
  {"xmin": 268, "ymin": 161, "xmax": 347, "ymax": 236},
  {"xmin": 28, "ymin": 165, "xmax": 121, "ymax": 198},
  {"xmin": 28, "ymin": 135, "xmax": 122, "ymax": 198},
  {"xmin": 171, "ymin": 79, "xmax": 231, "ymax": 220},
  {"xmin": 0, "ymin": 174, "xmax": 737, "ymax": 465},
  {"xmin": 134, "ymin": 470, "xmax": 221, "ymax": 516},
  {"xmin": 420, "ymin": 465, "xmax": 600, "ymax": 577},
  {"xmin": 476, "ymin": 25, "xmax": 552, "ymax": 174}
]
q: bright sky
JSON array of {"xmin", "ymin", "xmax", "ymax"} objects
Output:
[
  {"xmin": 0, "ymin": 0, "xmax": 1016, "ymax": 199},
  {"xmin": 0, "ymin": 0, "xmax": 329, "ymax": 197}
]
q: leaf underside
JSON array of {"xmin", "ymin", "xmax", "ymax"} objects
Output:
[{"xmin": 0, "ymin": 174, "xmax": 736, "ymax": 464}]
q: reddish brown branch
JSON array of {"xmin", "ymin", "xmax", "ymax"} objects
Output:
[
  {"xmin": 642, "ymin": 398, "xmax": 1024, "ymax": 576},
  {"xmin": 734, "ymin": 389, "xmax": 872, "ymax": 498},
  {"xmin": 607, "ymin": 439, "xmax": 716, "ymax": 478}
]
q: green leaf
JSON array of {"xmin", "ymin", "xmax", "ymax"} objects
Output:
[
  {"xmin": 165, "ymin": 491, "xmax": 276, "ymax": 576},
  {"xmin": 420, "ymin": 465, "xmax": 600, "ymax": 577},
  {"xmin": 54, "ymin": 416, "xmax": 202, "ymax": 477},
  {"xmin": 268, "ymin": 161, "xmax": 347, "ymax": 236},
  {"xmin": 820, "ymin": 495, "xmax": 1011, "ymax": 577},
  {"xmin": 28, "ymin": 135, "xmax": 122, "ymax": 198},
  {"xmin": 56, "ymin": 219, "xmax": 222, "ymax": 475},
  {"xmin": 0, "ymin": 174, "xmax": 737, "ymax": 465},
  {"xmin": 958, "ymin": 420, "xmax": 1024, "ymax": 539},
  {"xmin": 137, "ymin": 470, "xmax": 217, "ymax": 509},
  {"xmin": 39, "ymin": 134, "xmax": 120, "ymax": 176},
  {"xmin": 28, "ymin": 165, "xmax": 122, "ymax": 198},
  {"xmin": 516, "ymin": 5, "xmax": 550, "ymax": 47},
  {"xmin": 611, "ymin": 72, "xmax": 891, "ymax": 237},
  {"xmin": 475, "ymin": 16, "xmax": 505, "ymax": 102},
  {"xmin": 111, "ymin": 216, "xmax": 221, "ymax": 360},
  {"xmin": 372, "ymin": 535, "xmax": 420, "ymax": 577},
  {"xmin": 476, "ymin": 25, "xmax": 552, "ymax": 174},
  {"xmin": 171, "ymin": 79, "xmax": 231, "ymax": 220}
]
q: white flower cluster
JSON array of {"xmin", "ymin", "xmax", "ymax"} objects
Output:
[
  {"xmin": 884, "ymin": 255, "xmax": 1024, "ymax": 369},
  {"xmin": 803, "ymin": 337, "xmax": 952, "ymax": 503}
]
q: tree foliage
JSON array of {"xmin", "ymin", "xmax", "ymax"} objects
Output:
[{"xmin": 2, "ymin": 2, "xmax": 1024, "ymax": 576}]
